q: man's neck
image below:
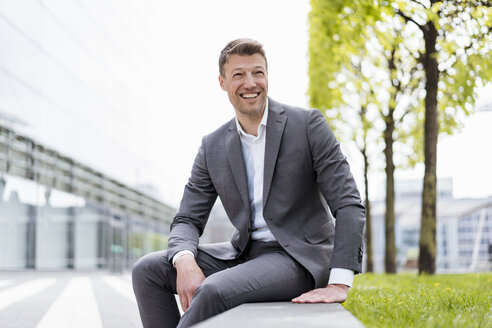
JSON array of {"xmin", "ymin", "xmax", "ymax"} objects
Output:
[{"xmin": 236, "ymin": 109, "xmax": 265, "ymax": 136}]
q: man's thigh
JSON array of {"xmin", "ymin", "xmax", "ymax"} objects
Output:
[
  {"xmin": 198, "ymin": 250, "xmax": 314, "ymax": 306},
  {"xmin": 196, "ymin": 250, "xmax": 239, "ymax": 277},
  {"xmin": 133, "ymin": 249, "xmax": 238, "ymax": 294}
]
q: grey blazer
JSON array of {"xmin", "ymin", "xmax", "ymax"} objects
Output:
[{"xmin": 168, "ymin": 98, "xmax": 365, "ymax": 288}]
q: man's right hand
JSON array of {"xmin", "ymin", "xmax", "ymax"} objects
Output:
[{"xmin": 175, "ymin": 254, "xmax": 205, "ymax": 312}]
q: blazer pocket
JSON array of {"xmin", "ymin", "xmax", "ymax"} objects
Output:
[{"xmin": 304, "ymin": 222, "xmax": 334, "ymax": 244}]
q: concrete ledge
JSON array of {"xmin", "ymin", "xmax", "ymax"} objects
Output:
[{"xmin": 191, "ymin": 302, "xmax": 364, "ymax": 328}]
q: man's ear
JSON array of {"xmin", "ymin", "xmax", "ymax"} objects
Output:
[{"xmin": 218, "ymin": 75, "xmax": 226, "ymax": 91}]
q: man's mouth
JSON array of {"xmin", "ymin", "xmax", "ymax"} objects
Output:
[{"xmin": 240, "ymin": 92, "xmax": 260, "ymax": 99}]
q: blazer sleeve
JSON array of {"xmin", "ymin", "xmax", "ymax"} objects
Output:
[
  {"xmin": 167, "ymin": 137, "xmax": 218, "ymax": 262},
  {"xmin": 307, "ymin": 109, "xmax": 366, "ymax": 273}
]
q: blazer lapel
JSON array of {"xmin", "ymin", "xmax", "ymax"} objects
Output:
[
  {"xmin": 225, "ymin": 120, "xmax": 251, "ymax": 211},
  {"xmin": 263, "ymin": 99, "xmax": 287, "ymax": 207}
]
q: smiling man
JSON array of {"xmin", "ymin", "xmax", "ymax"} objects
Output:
[{"xmin": 132, "ymin": 38, "xmax": 366, "ymax": 328}]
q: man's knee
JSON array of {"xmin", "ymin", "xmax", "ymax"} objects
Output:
[
  {"xmin": 193, "ymin": 278, "xmax": 229, "ymax": 307},
  {"xmin": 132, "ymin": 251, "xmax": 172, "ymax": 287},
  {"xmin": 132, "ymin": 252, "xmax": 155, "ymax": 280}
]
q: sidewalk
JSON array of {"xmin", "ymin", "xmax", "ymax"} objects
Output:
[
  {"xmin": 0, "ymin": 271, "xmax": 141, "ymax": 328},
  {"xmin": 0, "ymin": 271, "xmax": 364, "ymax": 328}
]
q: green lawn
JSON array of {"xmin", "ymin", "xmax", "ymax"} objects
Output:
[{"xmin": 343, "ymin": 272, "xmax": 492, "ymax": 328}]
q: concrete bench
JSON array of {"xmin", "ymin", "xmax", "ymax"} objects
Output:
[{"xmin": 192, "ymin": 302, "xmax": 364, "ymax": 327}]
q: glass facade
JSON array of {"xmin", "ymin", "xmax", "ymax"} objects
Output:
[{"xmin": 0, "ymin": 174, "xmax": 170, "ymax": 271}]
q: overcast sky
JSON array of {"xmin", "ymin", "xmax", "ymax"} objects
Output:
[{"xmin": 1, "ymin": 0, "xmax": 491, "ymax": 207}]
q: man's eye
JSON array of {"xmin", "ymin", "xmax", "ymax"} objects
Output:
[
  {"xmin": 255, "ymin": 71, "xmax": 264, "ymax": 76},
  {"xmin": 233, "ymin": 73, "xmax": 243, "ymax": 78}
]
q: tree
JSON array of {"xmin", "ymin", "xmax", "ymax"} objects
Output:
[
  {"xmin": 393, "ymin": 0, "xmax": 492, "ymax": 274},
  {"xmin": 360, "ymin": 104, "xmax": 374, "ymax": 272},
  {"xmin": 308, "ymin": 0, "xmax": 382, "ymax": 272},
  {"xmin": 309, "ymin": 0, "xmax": 492, "ymax": 275},
  {"xmin": 309, "ymin": 0, "xmax": 424, "ymax": 273},
  {"xmin": 377, "ymin": 21, "xmax": 426, "ymax": 273},
  {"xmin": 341, "ymin": 62, "xmax": 381, "ymax": 273}
]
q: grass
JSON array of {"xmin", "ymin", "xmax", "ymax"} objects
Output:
[{"xmin": 343, "ymin": 272, "xmax": 492, "ymax": 328}]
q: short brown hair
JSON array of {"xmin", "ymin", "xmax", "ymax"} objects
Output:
[{"xmin": 219, "ymin": 38, "xmax": 267, "ymax": 77}]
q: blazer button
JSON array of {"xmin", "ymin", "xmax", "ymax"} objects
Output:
[{"xmin": 283, "ymin": 243, "xmax": 289, "ymax": 248}]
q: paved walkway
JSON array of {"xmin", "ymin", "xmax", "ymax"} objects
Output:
[
  {"xmin": 0, "ymin": 271, "xmax": 364, "ymax": 328},
  {"xmin": 0, "ymin": 271, "xmax": 142, "ymax": 328}
]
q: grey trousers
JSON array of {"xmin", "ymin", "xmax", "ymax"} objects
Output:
[{"xmin": 132, "ymin": 241, "xmax": 314, "ymax": 328}]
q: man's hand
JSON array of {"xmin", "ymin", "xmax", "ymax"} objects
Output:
[
  {"xmin": 291, "ymin": 284, "xmax": 349, "ymax": 304},
  {"xmin": 175, "ymin": 254, "xmax": 205, "ymax": 312}
]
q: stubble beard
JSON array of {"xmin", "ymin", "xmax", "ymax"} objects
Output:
[{"xmin": 234, "ymin": 94, "xmax": 267, "ymax": 119}]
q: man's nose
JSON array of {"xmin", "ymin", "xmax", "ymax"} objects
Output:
[{"xmin": 244, "ymin": 73, "xmax": 256, "ymax": 88}]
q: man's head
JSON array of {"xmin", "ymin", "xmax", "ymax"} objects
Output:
[
  {"xmin": 219, "ymin": 38, "xmax": 267, "ymax": 77},
  {"xmin": 218, "ymin": 38, "xmax": 268, "ymax": 119}
]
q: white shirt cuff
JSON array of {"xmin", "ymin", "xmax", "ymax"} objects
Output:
[
  {"xmin": 172, "ymin": 250, "xmax": 194, "ymax": 267},
  {"xmin": 328, "ymin": 268, "xmax": 354, "ymax": 288}
]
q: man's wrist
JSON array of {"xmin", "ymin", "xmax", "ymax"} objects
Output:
[
  {"xmin": 328, "ymin": 268, "xmax": 354, "ymax": 288},
  {"xmin": 172, "ymin": 250, "xmax": 194, "ymax": 267}
]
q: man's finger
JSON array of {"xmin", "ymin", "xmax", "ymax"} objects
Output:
[
  {"xmin": 291, "ymin": 295, "xmax": 305, "ymax": 302},
  {"xmin": 292, "ymin": 290, "xmax": 318, "ymax": 302},
  {"xmin": 180, "ymin": 293, "xmax": 190, "ymax": 312},
  {"xmin": 292, "ymin": 287, "xmax": 347, "ymax": 304}
]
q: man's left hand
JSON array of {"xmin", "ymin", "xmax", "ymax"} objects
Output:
[{"xmin": 291, "ymin": 284, "xmax": 349, "ymax": 303}]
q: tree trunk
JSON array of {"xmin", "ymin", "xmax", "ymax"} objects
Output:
[
  {"xmin": 418, "ymin": 19, "xmax": 439, "ymax": 275},
  {"xmin": 384, "ymin": 112, "xmax": 397, "ymax": 273},
  {"xmin": 362, "ymin": 146, "xmax": 373, "ymax": 272}
]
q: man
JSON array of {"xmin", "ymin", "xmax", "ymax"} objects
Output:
[{"xmin": 132, "ymin": 38, "xmax": 365, "ymax": 328}]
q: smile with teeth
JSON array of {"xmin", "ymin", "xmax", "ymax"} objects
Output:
[{"xmin": 241, "ymin": 92, "xmax": 260, "ymax": 99}]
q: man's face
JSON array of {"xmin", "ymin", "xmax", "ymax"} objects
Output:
[{"xmin": 219, "ymin": 54, "xmax": 268, "ymax": 118}]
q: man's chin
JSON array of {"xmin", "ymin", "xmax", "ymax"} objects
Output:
[{"xmin": 237, "ymin": 106, "xmax": 264, "ymax": 117}]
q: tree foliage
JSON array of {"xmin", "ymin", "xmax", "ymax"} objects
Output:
[
  {"xmin": 390, "ymin": 0, "xmax": 492, "ymax": 274},
  {"xmin": 308, "ymin": 0, "xmax": 492, "ymax": 274},
  {"xmin": 309, "ymin": 0, "xmax": 424, "ymax": 273},
  {"xmin": 309, "ymin": 0, "xmax": 385, "ymax": 272},
  {"xmin": 395, "ymin": 0, "xmax": 492, "ymax": 133}
]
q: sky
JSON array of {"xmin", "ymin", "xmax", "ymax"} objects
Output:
[{"xmin": 1, "ymin": 0, "xmax": 491, "ymax": 207}]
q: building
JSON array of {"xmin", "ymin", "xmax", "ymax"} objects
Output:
[
  {"xmin": 0, "ymin": 1, "xmax": 182, "ymax": 271},
  {"xmin": 369, "ymin": 178, "xmax": 492, "ymax": 273},
  {"xmin": 0, "ymin": 125, "xmax": 175, "ymax": 271}
]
